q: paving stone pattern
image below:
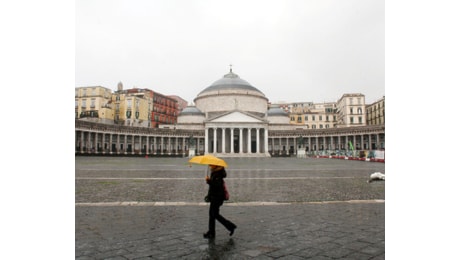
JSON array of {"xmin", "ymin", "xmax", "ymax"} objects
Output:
[{"xmin": 76, "ymin": 157, "xmax": 385, "ymax": 259}]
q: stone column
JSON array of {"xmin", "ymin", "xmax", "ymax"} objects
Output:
[
  {"xmin": 264, "ymin": 128, "xmax": 268, "ymax": 154},
  {"xmin": 247, "ymin": 128, "xmax": 251, "ymax": 153},
  {"xmin": 168, "ymin": 137, "xmax": 171, "ymax": 154},
  {"xmin": 175, "ymin": 137, "xmax": 178, "ymax": 155},
  {"xmin": 316, "ymin": 137, "xmax": 319, "ymax": 152},
  {"xmin": 376, "ymin": 134, "xmax": 380, "ymax": 149},
  {"xmin": 109, "ymin": 133, "xmax": 113, "ymax": 154},
  {"xmin": 239, "ymin": 128, "xmax": 243, "ymax": 154},
  {"xmin": 80, "ymin": 131, "xmax": 84, "ymax": 153},
  {"xmin": 146, "ymin": 136, "xmax": 149, "ymax": 155},
  {"xmin": 278, "ymin": 137, "xmax": 282, "ymax": 154},
  {"xmin": 369, "ymin": 134, "xmax": 372, "ymax": 150},
  {"xmin": 286, "ymin": 137, "xmax": 289, "ymax": 155},
  {"xmin": 256, "ymin": 128, "xmax": 260, "ymax": 154},
  {"xmin": 95, "ymin": 133, "xmax": 99, "ymax": 154},
  {"xmin": 222, "ymin": 128, "xmax": 226, "ymax": 154},
  {"xmin": 182, "ymin": 137, "xmax": 185, "ymax": 156},
  {"xmin": 230, "ymin": 128, "xmax": 234, "ymax": 154},
  {"xmin": 160, "ymin": 137, "xmax": 164, "ymax": 155},
  {"xmin": 205, "ymin": 128, "xmax": 209, "ymax": 154},
  {"xmin": 139, "ymin": 135, "xmax": 142, "ymax": 154},
  {"xmin": 213, "ymin": 128, "xmax": 217, "ymax": 154},
  {"xmin": 345, "ymin": 136, "xmax": 348, "ymax": 152},
  {"xmin": 125, "ymin": 135, "xmax": 129, "ymax": 154}
]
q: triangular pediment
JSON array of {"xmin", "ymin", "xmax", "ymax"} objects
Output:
[{"xmin": 209, "ymin": 111, "xmax": 264, "ymax": 123}]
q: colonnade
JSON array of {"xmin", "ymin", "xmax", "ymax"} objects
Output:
[
  {"xmin": 204, "ymin": 127, "xmax": 268, "ymax": 156},
  {"xmin": 75, "ymin": 131, "xmax": 206, "ymax": 156},
  {"xmin": 268, "ymin": 132, "xmax": 384, "ymax": 156},
  {"xmin": 75, "ymin": 120, "xmax": 385, "ymax": 157}
]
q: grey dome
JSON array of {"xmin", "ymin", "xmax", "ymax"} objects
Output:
[
  {"xmin": 178, "ymin": 106, "xmax": 204, "ymax": 116},
  {"xmin": 267, "ymin": 106, "xmax": 289, "ymax": 116},
  {"xmin": 197, "ymin": 70, "xmax": 264, "ymax": 96}
]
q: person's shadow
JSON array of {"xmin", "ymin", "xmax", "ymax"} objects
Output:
[{"xmin": 204, "ymin": 238, "xmax": 235, "ymax": 259}]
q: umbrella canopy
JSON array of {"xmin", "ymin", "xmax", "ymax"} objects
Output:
[{"xmin": 188, "ymin": 155, "xmax": 228, "ymax": 168}]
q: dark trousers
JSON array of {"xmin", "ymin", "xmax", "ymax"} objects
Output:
[{"xmin": 208, "ymin": 200, "xmax": 235, "ymax": 234}]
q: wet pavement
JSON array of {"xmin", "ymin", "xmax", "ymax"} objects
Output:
[{"xmin": 76, "ymin": 156, "xmax": 385, "ymax": 259}]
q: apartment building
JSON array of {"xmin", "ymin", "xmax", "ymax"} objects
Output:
[
  {"xmin": 336, "ymin": 93, "xmax": 366, "ymax": 127},
  {"xmin": 76, "ymin": 83, "xmax": 181, "ymax": 128},
  {"xmin": 366, "ymin": 96, "xmax": 385, "ymax": 126},
  {"xmin": 75, "ymin": 86, "xmax": 114, "ymax": 124},
  {"xmin": 285, "ymin": 102, "xmax": 338, "ymax": 129},
  {"xmin": 113, "ymin": 83, "xmax": 153, "ymax": 127}
]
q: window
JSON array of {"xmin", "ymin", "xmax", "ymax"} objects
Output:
[
  {"xmin": 127, "ymin": 99, "xmax": 132, "ymax": 108},
  {"xmin": 304, "ymin": 115, "xmax": 308, "ymax": 121},
  {"xmin": 75, "ymin": 89, "xmax": 78, "ymax": 97},
  {"xmin": 92, "ymin": 88, "xmax": 96, "ymax": 95},
  {"xmin": 359, "ymin": 117, "xmax": 362, "ymax": 123},
  {"xmin": 312, "ymin": 115, "xmax": 315, "ymax": 121},
  {"xmin": 350, "ymin": 117, "xmax": 354, "ymax": 124},
  {"xmin": 297, "ymin": 116, "xmax": 302, "ymax": 123},
  {"xmin": 90, "ymin": 98, "xmax": 96, "ymax": 108},
  {"xmin": 326, "ymin": 115, "xmax": 329, "ymax": 121},
  {"xmin": 82, "ymin": 99, "xmax": 86, "ymax": 108},
  {"xmin": 349, "ymin": 98, "xmax": 353, "ymax": 104},
  {"xmin": 319, "ymin": 115, "xmax": 322, "ymax": 121},
  {"xmin": 312, "ymin": 125, "xmax": 316, "ymax": 129},
  {"xmin": 75, "ymin": 100, "xmax": 78, "ymax": 108},
  {"xmin": 358, "ymin": 108, "xmax": 362, "ymax": 114},
  {"xmin": 320, "ymin": 124, "xmax": 323, "ymax": 129},
  {"xmin": 350, "ymin": 108, "xmax": 353, "ymax": 114}
]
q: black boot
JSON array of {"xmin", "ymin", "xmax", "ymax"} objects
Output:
[
  {"xmin": 203, "ymin": 231, "xmax": 215, "ymax": 239},
  {"xmin": 229, "ymin": 224, "xmax": 237, "ymax": 236}
]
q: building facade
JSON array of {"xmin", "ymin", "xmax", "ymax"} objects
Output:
[
  {"xmin": 366, "ymin": 96, "xmax": 385, "ymax": 126},
  {"xmin": 151, "ymin": 91, "xmax": 179, "ymax": 128},
  {"xmin": 76, "ymin": 82, "xmax": 181, "ymax": 128},
  {"xmin": 75, "ymin": 86, "xmax": 114, "ymax": 124},
  {"xmin": 75, "ymin": 69, "xmax": 384, "ymax": 157},
  {"xmin": 336, "ymin": 93, "xmax": 366, "ymax": 127},
  {"xmin": 282, "ymin": 102, "xmax": 338, "ymax": 129}
]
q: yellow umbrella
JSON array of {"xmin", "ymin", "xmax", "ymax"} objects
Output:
[{"xmin": 188, "ymin": 155, "xmax": 228, "ymax": 168}]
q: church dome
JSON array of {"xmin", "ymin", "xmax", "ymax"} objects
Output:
[
  {"xmin": 196, "ymin": 69, "xmax": 265, "ymax": 98},
  {"xmin": 178, "ymin": 106, "xmax": 204, "ymax": 116},
  {"xmin": 194, "ymin": 69, "xmax": 268, "ymax": 117},
  {"xmin": 267, "ymin": 106, "xmax": 289, "ymax": 117},
  {"xmin": 177, "ymin": 105, "xmax": 205, "ymax": 124}
]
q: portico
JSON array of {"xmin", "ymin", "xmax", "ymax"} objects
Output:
[{"xmin": 204, "ymin": 110, "xmax": 269, "ymax": 157}]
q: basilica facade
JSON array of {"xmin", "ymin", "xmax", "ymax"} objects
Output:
[{"xmin": 173, "ymin": 68, "xmax": 293, "ymax": 157}]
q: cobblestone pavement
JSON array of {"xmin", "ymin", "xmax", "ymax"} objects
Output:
[{"xmin": 76, "ymin": 157, "xmax": 385, "ymax": 259}]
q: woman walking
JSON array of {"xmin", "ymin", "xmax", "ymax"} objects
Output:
[{"xmin": 203, "ymin": 164, "xmax": 237, "ymax": 239}]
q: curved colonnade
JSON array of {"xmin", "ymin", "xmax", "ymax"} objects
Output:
[{"xmin": 75, "ymin": 120, "xmax": 385, "ymax": 157}]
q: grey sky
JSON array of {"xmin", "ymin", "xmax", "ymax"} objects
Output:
[{"xmin": 76, "ymin": 0, "xmax": 384, "ymax": 104}]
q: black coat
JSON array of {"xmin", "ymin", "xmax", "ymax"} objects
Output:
[{"xmin": 206, "ymin": 167, "xmax": 227, "ymax": 202}]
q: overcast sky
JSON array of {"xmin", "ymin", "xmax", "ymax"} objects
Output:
[{"xmin": 76, "ymin": 0, "xmax": 384, "ymax": 104}]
